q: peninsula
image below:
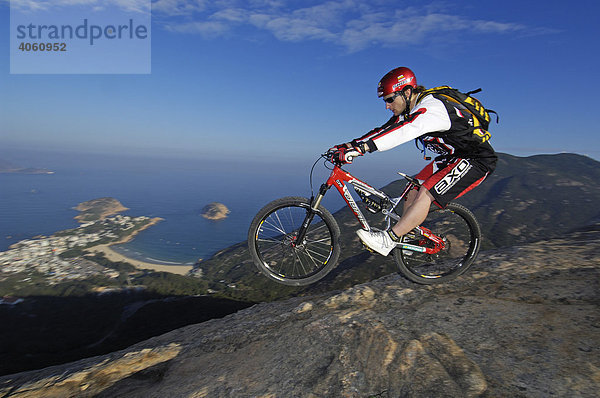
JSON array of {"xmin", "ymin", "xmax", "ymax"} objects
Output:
[{"xmin": 74, "ymin": 197, "xmax": 129, "ymax": 222}]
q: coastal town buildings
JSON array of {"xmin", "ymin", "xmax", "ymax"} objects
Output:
[{"xmin": 0, "ymin": 215, "xmax": 152, "ymax": 284}]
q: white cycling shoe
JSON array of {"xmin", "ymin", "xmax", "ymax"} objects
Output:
[{"xmin": 356, "ymin": 229, "xmax": 398, "ymax": 257}]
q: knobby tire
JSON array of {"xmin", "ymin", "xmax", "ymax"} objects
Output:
[{"xmin": 393, "ymin": 202, "xmax": 481, "ymax": 284}]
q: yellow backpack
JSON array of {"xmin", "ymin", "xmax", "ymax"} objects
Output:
[{"xmin": 418, "ymin": 86, "xmax": 498, "ymax": 143}]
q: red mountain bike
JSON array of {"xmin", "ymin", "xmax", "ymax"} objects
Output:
[{"xmin": 248, "ymin": 150, "xmax": 482, "ymax": 286}]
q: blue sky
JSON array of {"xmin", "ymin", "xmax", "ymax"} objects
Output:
[{"xmin": 1, "ymin": 0, "xmax": 599, "ymax": 170}]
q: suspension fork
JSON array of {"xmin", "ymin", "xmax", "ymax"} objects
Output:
[{"xmin": 295, "ymin": 183, "xmax": 331, "ymax": 245}]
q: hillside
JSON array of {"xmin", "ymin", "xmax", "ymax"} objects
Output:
[
  {"xmin": 450, "ymin": 153, "xmax": 600, "ymax": 247},
  {"xmin": 2, "ymin": 224, "xmax": 598, "ymax": 397}
]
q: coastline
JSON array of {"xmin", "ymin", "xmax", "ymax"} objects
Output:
[
  {"xmin": 115, "ymin": 217, "xmax": 164, "ymax": 244},
  {"xmin": 86, "ymin": 217, "xmax": 193, "ymax": 276},
  {"xmin": 87, "ymin": 245, "xmax": 193, "ymax": 275}
]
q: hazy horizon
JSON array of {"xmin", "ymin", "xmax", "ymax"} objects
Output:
[{"xmin": 2, "ymin": 143, "xmax": 598, "ymax": 174}]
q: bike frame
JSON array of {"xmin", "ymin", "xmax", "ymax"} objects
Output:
[
  {"xmin": 303, "ymin": 164, "xmax": 446, "ymax": 255},
  {"xmin": 324, "ymin": 165, "xmax": 397, "ymax": 231}
]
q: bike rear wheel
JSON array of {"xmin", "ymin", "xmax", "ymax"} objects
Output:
[
  {"xmin": 248, "ymin": 197, "xmax": 341, "ymax": 286},
  {"xmin": 393, "ymin": 202, "xmax": 481, "ymax": 284}
]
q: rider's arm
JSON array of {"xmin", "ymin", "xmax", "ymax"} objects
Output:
[
  {"xmin": 350, "ymin": 115, "xmax": 400, "ymax": 152},
  {"xmin": 355, "ymin": 95, "xmax": 451, "ymax": 152}
]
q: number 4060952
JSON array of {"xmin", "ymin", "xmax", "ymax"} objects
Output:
[{"xmin": 18, "ymin": 42, "xmax": 66, "ymax": 52}]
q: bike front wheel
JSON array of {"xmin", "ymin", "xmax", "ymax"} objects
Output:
[
  {"xmin": 393, "ymin": 202, "xmax": 481, "ymax": 284},
  {"xmin": 248, "ymin": 197, "xmax": 341, "ymax": 286}
]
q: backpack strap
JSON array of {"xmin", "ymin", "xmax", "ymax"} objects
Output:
[
  {"xmin": 465, "ymin": 88, "xmax": 499, "ymax": 123},
  {"xmin": 487, "ymin": 109, "xmax": 500, "ymax": 123},
  {"xmin": 416, "ymin": 86, "xmax": 451, "ymax": 103},
  {"xmin": 465, "ymin": 88, "xmax": 482, "ymax": 96}
]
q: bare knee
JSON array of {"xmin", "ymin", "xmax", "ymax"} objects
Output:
[
  {"xmin": 405, "ymin": 188, "xmax": 418, "ymax": 204},
  {"xmin": 404, "ymin": 187, "xmax": 433, "ymax": 214},
  {"xmin": 414, "ymin": 187, "xmax": 434, "ymax": 205},
  {"xmin": 421, "ymin": 188, "xmax": 435, "ymax": 202}
]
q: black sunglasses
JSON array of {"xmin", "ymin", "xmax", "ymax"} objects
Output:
[{"xmin": 383, "ymin": 91, "xmax": 403, "ymax": 103}]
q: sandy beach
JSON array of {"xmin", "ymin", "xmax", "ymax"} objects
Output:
[
  {"xmin": 85, "ymin": 217, "xmax": 193, "ymax": 276},
  {"xmin": 87, "ymin": 244, "xmax": 193, "ymax": 275}
]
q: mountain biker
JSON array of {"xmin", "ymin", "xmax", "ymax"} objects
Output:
[{"xmin": 331, "ymin": 66, "xmax": 497, "ymax": 256}]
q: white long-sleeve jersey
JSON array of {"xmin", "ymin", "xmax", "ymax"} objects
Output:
[{"xmin": 356, "ymin": 93, "xmax": 497, "ymax": 171}]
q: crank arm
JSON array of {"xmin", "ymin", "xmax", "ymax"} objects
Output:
[
  {"xmin": 399, "ymin": 242, "xmax": 427, "ymax": 252},
  {"xmin": 399, "ymin": 242, "xmax": 445, "ymax": 254}
]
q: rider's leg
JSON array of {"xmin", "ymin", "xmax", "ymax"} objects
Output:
[
  {"xmin": 357, "ymin": 159, "xmax": 492, "ymax": 256},
  {"xmin": 403, "ymin": 187, "xmax": 418, "ymax": 214},
  {"xmin": 392, "ymin": 187, "xmax": 434, "ymax": 237}
]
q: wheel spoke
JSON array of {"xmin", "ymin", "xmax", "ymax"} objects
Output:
[
  {"xmin": 305, "ymin": 247, "xmax": 330, "ymax": 258},
  {"xmin": 305, "ymin": 236, "xmax": 332, "ymax": 244},
  {"xmin": 256, "ymin": 237, "xmax": 284, "ymax": 244},
  {"xmin": 301, "ymin": 248, "xmax": 320, "ymax": 270},
  {"xmin": 295, "ymin": 251, "xmax": 310, "ymax": 276},
  {"xmin": 262, "ymin": 217, "xmax": 287, "ymax": 235}
]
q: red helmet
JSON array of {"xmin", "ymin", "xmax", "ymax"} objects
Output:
[{"xmin": 377, "ymin": 67, "xmax": 417, "ymax": 97}]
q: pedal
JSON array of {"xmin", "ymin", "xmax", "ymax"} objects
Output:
[{"xmin": 361, "ymin": 241, "xmax": 375, "ymax": 253}]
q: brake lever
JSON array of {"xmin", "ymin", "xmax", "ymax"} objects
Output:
[{"xmin": 397, "ymin": 172, "xmax": 421, "ymax": 186}]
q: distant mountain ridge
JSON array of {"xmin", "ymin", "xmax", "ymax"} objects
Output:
[
  {"xmin": 0, "ymin": 159, "xmax": 53, "ymax": 174},
  {"xmin": 452, "ymin": 153, "xmax": 600, "ymax": 247}
]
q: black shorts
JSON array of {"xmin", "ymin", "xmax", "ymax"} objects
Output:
[{"xmin": 414, "ymin": 158, "xmax": 490, "ymax": 208}]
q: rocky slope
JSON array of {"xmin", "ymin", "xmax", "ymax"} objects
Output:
[{"xmin": 1, "ymin": 225, "xmax": 599, "ymax": 397}]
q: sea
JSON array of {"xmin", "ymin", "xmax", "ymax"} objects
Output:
[{"xmin": 1, "ymin": 149, "xmax": 414, "ymax": 266}]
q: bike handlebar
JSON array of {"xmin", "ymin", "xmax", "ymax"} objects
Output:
[{"xmin": 322, "ymin": 149, "xmax": 356, "ymax": 166}]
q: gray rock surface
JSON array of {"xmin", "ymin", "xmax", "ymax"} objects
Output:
[{"xmin": 1, "ymin": 227, "xmax": 599, "ymax": 397}]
